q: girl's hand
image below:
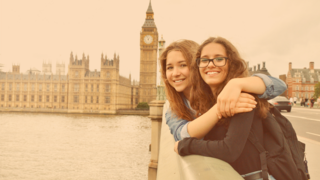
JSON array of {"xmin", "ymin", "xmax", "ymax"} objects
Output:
[
  {"xmin": 174, "ymin": 141, "xmax": 180, "ymax": 155},
  {"xmin": 217, "ymin": 90, "xmax": 256, "ymax": 118}
]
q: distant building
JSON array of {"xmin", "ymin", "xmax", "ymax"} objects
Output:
[
  {"xmin": 0, "ymin": 1, "xmax": 161, "ymax": 113},
  {"xmin": 0, "ymin": 53, "xmax": 139, "ymax": 113},
  {"xmin": 286, "ymin": 62, "xmax": 320, "ymax": 99},
  {"xmin": 279, "ymin": 74, "xmax": 288, "ymax": 97},
  {"xmin": 248, "ymin": 61, "xmax": 271, "ymax": 76}
]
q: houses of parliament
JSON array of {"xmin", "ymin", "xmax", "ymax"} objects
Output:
[{"xmin": 0, "ymin": 1, "xmax": 166, "ymax": 114}]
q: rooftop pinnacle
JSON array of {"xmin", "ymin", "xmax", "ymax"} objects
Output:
[{"xmin": 146, "ymin": 0, "xmax": 153, "ymax": 13}]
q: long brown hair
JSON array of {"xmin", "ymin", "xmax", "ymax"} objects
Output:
[
  {"xmin": 159, "ymin": 40, "xmax": 199, "ymax": 121},
  {"xmin": 189, "ymin": 37, "xmax": 269, "ymax": 123}
]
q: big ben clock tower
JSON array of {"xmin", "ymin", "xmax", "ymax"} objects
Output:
[{"xmin": 139, "ymin": 1, "xmax": 158, "ymax": 103}]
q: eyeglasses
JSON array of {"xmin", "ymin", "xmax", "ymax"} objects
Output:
[{"xmin": 196, "ymin": 57, "xmax": 228, "ymax": 68}]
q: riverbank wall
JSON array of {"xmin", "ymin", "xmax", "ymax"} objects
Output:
[{"xmin": 0, "ymin": 107, "xmax": 149, "ymax": 116}]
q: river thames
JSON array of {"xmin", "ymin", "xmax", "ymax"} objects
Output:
[{"xmin": 0, "ymin": 112, "xmax": 151, "ymax": 180}]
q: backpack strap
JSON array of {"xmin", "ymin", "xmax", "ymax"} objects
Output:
[{"xmin": 248, "ymin": 131, "xmax": 269, "ymax": 180}]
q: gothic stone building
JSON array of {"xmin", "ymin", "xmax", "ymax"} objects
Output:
[
  {"xmin": 0, "ymin": 52, "xmax": 138, "ymax": 114},
  {"xmin": 286, "ymin": 62, "xmax": 320, "ymax": 99},
  {"xmin": 0, "ymin": 1, "xmax": 161, "ymax": 114}
]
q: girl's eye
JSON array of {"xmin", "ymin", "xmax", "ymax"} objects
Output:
[
  {"xmin": 180, "ymin": 64, "xmax": 187, "ymax": 67},
  {"xmin": 166, "ymin": 67, "xmax": 173, "ymax": 70}
]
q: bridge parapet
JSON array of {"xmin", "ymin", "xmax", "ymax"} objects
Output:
[{"xmin": 156, "ymin": 100, "xmax": 244, "ymax": 180}]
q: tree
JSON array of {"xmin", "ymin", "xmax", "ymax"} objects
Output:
[
  {"xmin": 136, "ymin": 102, "xmax": 149, "ymax": 110},
  {"xmin": 314, "ymin": 82, "xmax": 320, "ymax": 99}
]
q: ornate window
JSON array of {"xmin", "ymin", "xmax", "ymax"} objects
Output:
[
  {"xmin": 39, "ymin": 84, "xmax": 42, "ymax": 91},
  {"xmin": 46, "ymin": 84, "xmax": 50, "ymax": 91},
  {"xmin": 61, "ymin": 96, "xmax": 64, "ymax": 103},
  {"xmin": 74, "ymin": 84, "xmax": 79, "ymax": 92},
  {"xmin": 8, "ymin": 94, "xmax": 12, "ymax": 101},
  {"xmin": 97, "ymin": 85, "xmax": 99, "ymax": 92},
  {"xmin": 91, "ymin": 96, "xmax": 93, "ymax": 103},
  {"xmin": 24, "ymin": 95, "xmax": 27, "ymax": 101},
  {"xmin": 39, "ymin": 95, "xmax": 42, "ymax": 102},
  {"xmin": 24, "ymin": 84, "xmax": 28, "ymax": 91},
  {"xmin": 54, "ymin": 96, "xmax": 57, "ymax": 102},
  {"xmin": 31, "ymin": 95, "xmax": 34, "ymax": 102},
  {"xmin": 91, "ymin": 84, "xmax": 93, "ymax": 92},
  {"xmin": 46, "ymin": 95, "xmax": 50, "ymax": 102},
  {"xmin": 54, "ymin": 84, "xmax": 57, "ymax": 92},
  {"xmin": 31, "ymin": 83, "xmax": 35, "ymax": 91},
  {"xmin": 105, "ymin": 96, "xmax": 110, "ymax": 103},
  {"xmin": 16, "ymin": 83, "xmax": 20, "ymax": 91},
  {"xmin": 96, "ymin": 96, "xmax": 99, "ymax": 103},
  {"xmin": 74, "ymin": 95, "xmax": 79, "ymax": 103},
  {"xmin": 16, "ymin": 95, "xmax": 19, "ymax": 101},
  {"xmin": 0, "ymin": 94, "xmax": 4, "ymax": 101},
  {"xmin": 62, "ymin": 84, "xmax": 65, "ymax": 92},
  {"xmin": 106, "ymin": 84, "xmax": 110, "ymax": 92},
  {"xmin": 1, "ymin": 83, "xmax": 4, "ymax": 91}
]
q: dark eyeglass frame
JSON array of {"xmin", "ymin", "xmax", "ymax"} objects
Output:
[{"xmin": 196, "ymin": 57, "xmax": 229, "ymax": 68}]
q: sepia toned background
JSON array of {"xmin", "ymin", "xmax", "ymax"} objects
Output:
[{"xmin": 1, "ymin": 0, "xmax": 320, "ymax": 83}]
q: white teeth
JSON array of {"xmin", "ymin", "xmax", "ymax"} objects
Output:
[
  {"xmin": 175, "ymin": 80, "xmax": 183, "ymax": 82},
  {"xmin": 207, "ymin": 72, "xmax": 218, "ymax": 75}
]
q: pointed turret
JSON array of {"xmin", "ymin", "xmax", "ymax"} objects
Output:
[
  {"xmin": 142, "ymin": 0, "xmax": 156, "ymax": 28},
  {"xmin": 70, "ymin": 52, "xmax": 74, "ymax": 63},
  {"xmin": 146, "ymin": 0, "xmax": 153, "ymax": 13},
  {"xmin": 82, "ymin": 53, "xmax": 86, "ymax": 61}
]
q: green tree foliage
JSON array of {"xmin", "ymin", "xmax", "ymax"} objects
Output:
[
  {"xmin": 136, "ymin": 102, "xmax": 149, "ymax": 110},
  {"xmin": 314, "ymin": 82, "xmax": 320, "ymax": 99}
]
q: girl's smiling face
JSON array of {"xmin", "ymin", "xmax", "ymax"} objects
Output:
[
  {"xmin": 199, "ymin": 43, "xmax": 229, "ymax": 90},
  {"xmin": 166, "ymin": 50, "xmax": 191, "ymax": 97}
]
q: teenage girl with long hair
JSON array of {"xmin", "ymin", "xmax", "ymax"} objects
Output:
[
  {"xmin": 174, "ymin": 37, "xmax": 278, "ymax": 179},
  {"xmin": 160, "ymin": 39, "xmax": 286, "ymax": 142}
]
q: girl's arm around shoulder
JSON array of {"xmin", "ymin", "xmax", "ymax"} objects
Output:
[
  {"xmin": 252, "ymin": 73, "xmax": 287, "ymax": 100},
  {"xmin": 177, "ymin": 109, "xmax": 256, "ymax": 163}
]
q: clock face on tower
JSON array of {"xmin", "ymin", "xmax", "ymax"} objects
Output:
[{"xmin": 144, "ymin": 35, "xmax": 153, "ymax": 44}]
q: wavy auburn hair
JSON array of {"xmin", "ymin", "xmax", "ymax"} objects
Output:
[
  {"xmin": 189, "ymin": 37, "xmax": 269, "ymax": 123},
  {"xmin": 159, "ymin": 40, "xmax": 199, "ymax": 121}
]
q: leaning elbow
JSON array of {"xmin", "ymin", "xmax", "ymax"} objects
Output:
[{"xmin": 223, "ymin": 151, "xmax": 240, "ymax": 163}]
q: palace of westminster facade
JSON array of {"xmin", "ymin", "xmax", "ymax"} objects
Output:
[{"xmin": 0, "ymin": 2, "xmax": 166, "ymax": 114}]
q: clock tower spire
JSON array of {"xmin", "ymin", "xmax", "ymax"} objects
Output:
[{"xmin": 139, "ymin": 0, "xmax": 158, "ymax": 103}]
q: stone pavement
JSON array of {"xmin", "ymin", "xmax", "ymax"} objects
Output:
[{"xmin": 298, "ymin": 136, "xmax": 320, "ymax": 180}]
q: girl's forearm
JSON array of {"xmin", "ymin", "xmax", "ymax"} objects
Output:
[
  {"xmin": 231, "ymin": 77, "xmax": 266, "ymax": 95},
  {"xmin": 187, "ymin": 104, "xmax": 219, "ymax": 139}
]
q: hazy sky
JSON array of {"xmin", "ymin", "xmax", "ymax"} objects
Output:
[{"xmin": 1, "ymin": 0, "xmax": 319, "ymax": 84}]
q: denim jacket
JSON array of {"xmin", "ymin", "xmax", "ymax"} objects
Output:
[{"xmin": 166, "ymin": 73, "xmax": 287, "ymax": 141}]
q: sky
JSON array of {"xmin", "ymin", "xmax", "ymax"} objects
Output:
[{"xmin": 1, "ymin": 0, "xmax": 320, "ymax": 84}]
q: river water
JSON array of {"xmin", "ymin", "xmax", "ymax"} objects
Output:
[{"xmin": 0, "ymin": 112, "xmax": 151, "ymax": 180}]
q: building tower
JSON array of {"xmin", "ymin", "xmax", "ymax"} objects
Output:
[
  {"xmin": 139, "ymin": 0, "xmax": 158, "ymax": 103},
  {"xmin": 56, "ymin": 62, "xmax": 65, "ymax": 75},
  {"xmin": 68, "ymin": 52, "xmax": 89, "ymax": 111},
  {"xmin": 12, "ymin": 64, "xmax": 20, "ymax": 74},
  {"xmin": 42, "ymin": 62, "xmax": 52, "ymax": 74},
  {"xmin": 157, "ymin": 35, "xmax": 166, "ymax": 100}
]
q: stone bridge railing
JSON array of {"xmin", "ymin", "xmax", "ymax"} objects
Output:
[{"xmin": 148, "ymin": 100, "xmax": 244, "ymax": 180}]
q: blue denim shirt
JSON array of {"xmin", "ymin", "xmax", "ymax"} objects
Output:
[{"xmin": 165, "ymin": 73, "xmax": 287, "ymax": 141}]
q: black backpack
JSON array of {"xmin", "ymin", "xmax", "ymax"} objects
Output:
[{"xmin": 248, "ymin": 105, "xmax": 310, "ymax": 180}]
